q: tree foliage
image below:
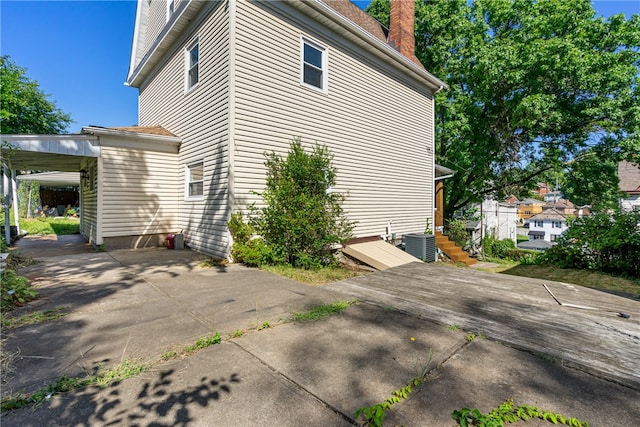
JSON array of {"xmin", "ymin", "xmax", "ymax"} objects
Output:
[
  {"xmin": 246, "ymin": 138, "xmax": 354, "ymax": 269},
  {"xmin": 1, "ymin": 55, "xmax": 72, "ymax": 134},
  {"xmin": 540, "ymin": 210, "xmax": 640, "ymax": 277},
  {"xmin": 367, "ymin": 0, "xmax": 640, "ymax": 217}
]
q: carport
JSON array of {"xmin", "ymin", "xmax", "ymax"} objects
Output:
[
  {"xmin": 1, "ymin": 134, "xmax": 100, "ymax": 244},
  {"xmin": 2, "ymin": 126, "xmax": 181, "ymax": 250}
]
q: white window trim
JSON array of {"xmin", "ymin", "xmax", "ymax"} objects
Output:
[
  {"xmin": 185, "ymin": 161, "xmax": 204, "ymax": 201},
  {"xmin": 184, "ymin": 37, "xmax": 199, "ymax": 93},
  {"xmin": 300, "ymin": 36, "xmax": 328, "ymax": 94},
  {"xmin": 166, "ymin": 0, "xmax": 174, "ymax": 22}
]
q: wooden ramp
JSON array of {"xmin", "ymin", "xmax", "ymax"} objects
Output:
[{"xmin": 343, "ymin": 240, "xmax": 422, "ymax": 270}]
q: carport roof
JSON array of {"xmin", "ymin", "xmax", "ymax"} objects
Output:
[
  {"xmin": 1, "ymin": 126, "xmax": 180, "ymax": 171},
  {"xmin": 2, "ymin": 134, "xmax": 100, "ymax": 172}
]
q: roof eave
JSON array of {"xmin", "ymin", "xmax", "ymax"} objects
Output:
[
  {"xmin": 81, "ymin": 126, "xmax": 182, "ymax": 147},
  {"xmin": 294, "ymin": 0, "xmax": 447, "ymax": 93}
]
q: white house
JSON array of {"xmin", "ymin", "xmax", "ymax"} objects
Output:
[
  {"xmin": 527, "ymin": 208, "xmax": 568, "ymax": 243},
  {"xmin": 2, "ymin": 0, "xmax": 446, "ymax": 259},
  {"xmin": 618, "ymin": 160, "xmax": 640, "ymax": 212}
]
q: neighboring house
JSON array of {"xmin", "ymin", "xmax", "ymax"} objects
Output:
[
  {"xmin": 542, "ymin": 198, "xmax": 575, "ymax": 216},
  {"xmin": 533, "ymin": 182, "xmax": 550, "ymax": 198},
  {"xmin": 503, "ymin": 194, "xmax": 518, "ymax": 204},
  {"xmin": 2, "ymin": 0, "xmax": 446, "ymax": 258},
  {"xmin": 464, "ymin": 199, "xmax": 517, "ymax": 251},
  {"xmin": 543, "ymin": 191, "xmax": 564, "ymax": 203},
  {"xmin": 618, "ymin": 160, "xmax": 640, "ymax": 212},
  {"xmin": 527, "ymin": 208, "xmax": 568, "ymax": 243},
  {"xmin": 517, "ymin": 198, "xmax": 544, "ymax": 222}
]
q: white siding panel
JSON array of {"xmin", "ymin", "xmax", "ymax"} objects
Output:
[
  {"xmin": 80, "ymin": 158, "xmax": 98, "ymax": 245},
  {"xmin": 234, "ymin": 1, "xmax": 435, "ymax": 239},
  {"xmin": 138, "ymin": 2, "xmax": 230, "ymax": 258},
  {"xmin": 100, "ymin": 144, "xmax": 179, "ymax": 238},
  {"xmin": 143, "ymin": 0, "xmax": 169, "ymax": 54}
]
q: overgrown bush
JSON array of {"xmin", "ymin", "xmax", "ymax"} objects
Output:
[
  {"xmin": 482, "ymin": 236, "xmax": 516, "ymax": 258},
  {"xmin": 445, "ymin": 218, "xmax": 469, "ymax": 248},
  {"xmin": 245, "ymin": 138, "xmax": 354, "ymax": 269},
  {"xmin": 540, "ymin": 210, "xmax": 640, "ymax": 277}
]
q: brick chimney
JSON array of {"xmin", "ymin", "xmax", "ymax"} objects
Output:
[{"xmin": 389, "ymin": 0, "xmax": 420, "ymax": 65}]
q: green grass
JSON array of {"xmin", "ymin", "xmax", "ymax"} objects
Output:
[
  {"xmin": 289, "ymin": 300, "xmax": 357, "ymax": 322},
  {"xmin": 20, "ymin": 218, "xmax": 80, "ymax": 236},
  {"xmin": 1, "ymin": 359, "xmax": 148, "ymax": 412},
  {"xmin": 517, "ymin": 234, "xmax": 529, "ymax": 243},
  {"xmin": 495, "ymin": 264, "xmax": 640, "ymax": 298},
  {"xmin": 1, "ymin": 306, "xmax": 68, "ymax": 329},
  {"xmin": 182, "ymin": 332, "xmax": 222, "ymax": 354},
  {"xmin": 262, "ymin": 264, "xmax": 364, "ymax": 285}
]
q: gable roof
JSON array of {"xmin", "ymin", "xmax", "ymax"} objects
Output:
[
  {"xmin": 529, "ymin": 208, "xmax": 566, "ymax": 222},
  {"xmin": 518, "ymin": 198, "xmax": 544, "ymax": 205},
  {"xmin": 619, "ymin": 161, "xmax": 640, "ymax": 195},
  {"xmin": 127, "ymin": 0, "xmax": 446, "ymax": 91}
]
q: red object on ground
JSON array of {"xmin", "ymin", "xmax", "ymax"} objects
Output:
[{"xmin": 164, "ymin": 234, "xmax": 175, "ymax": 249}]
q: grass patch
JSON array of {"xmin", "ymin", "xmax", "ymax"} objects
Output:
[
  {"xmin": 261, "ymin": 264, "xmax": 363, "ymax": 285},
  {"xmin": 198, "ymin": 257, "xmax": 228, "ymax": 268},
  {"xmin": 20, "ymin": 218, "xmax": 80, "ymax": 236},
  {"xmin": 499, "ymin": 264, "xmax": 640, "ymax": 298},
  {"xmin": 1, "ymin": 359, "xmax": 148, "ymax": 412},
  {"xmin": 182, "ymin": 332, "xmax": 221, "ymax": 354},
  {"xmin": 1, "ymin": 306, "xmax": 68, "ymax": 329},
  {"xmin": 289, "ymin": 300, "xmax": 357, "ymax": 322}
]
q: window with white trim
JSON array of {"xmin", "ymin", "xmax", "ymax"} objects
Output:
[
  {"xmin": 301, "ymin": 37, "xmax": 327, "ymax": 92},
  {"xmin": 186, "ymin": 162, "xmax": 204, "ymax": 199},
  {"xmin": 185, "ymin": 38, "xmax": 199, "ymax": 91},
  {"xmin": 166, "ymin": 0, "xmax": 174, "ymax": 21}
]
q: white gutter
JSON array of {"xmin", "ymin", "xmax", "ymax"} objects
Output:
[{"xmin": 81, "ymin": 126, "xmax": 182, "ymax": 148}]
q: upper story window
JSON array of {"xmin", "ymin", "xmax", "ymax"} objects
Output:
[
  {"xmin": 166, "ymin": 0, "xmax": 174, "ymax": 21},
  {"xmin": 552, "ymin": 221, "xmax": 562, "ymax": 228},
  {"xmin": 301, "ymin": 37, "xmax": 328, "ymax": 93},
  {"xmin": 534, "ymin": 220, "xmax": 543, "ymax": 228},
  {"xmin": 186, "ymin": 162, "xmax": 204, "ymax": 199},
  {"xmin": 185, "ymin": 38, "xmax": 199, "ymax": 91}
]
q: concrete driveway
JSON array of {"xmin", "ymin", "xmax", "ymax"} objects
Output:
[{"xmin": 2, "ymin": 247, "xmax": 639, "ymax": 426}]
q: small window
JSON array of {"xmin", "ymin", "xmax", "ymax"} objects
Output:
[
  {"xmin": 166, "ymin": 0, "xmax": 174, "ymax": 21},
  {"xmin": 185, "ymin": 39, "xmax": 199, "ymax": 91},
  {"xmin": 301, "ymin": 37, "xmax": 327, "ymax": 92},
  {"xmin": 186, "ymin": 162, "xmax": 204, "ymax": 199},
  {"xmin": 551, "ymin": 234, "xmax": 560, "ymax": 242},
  {"xmin": 552, "ymin": 221, "xmax": 562, "ymax": 228}
]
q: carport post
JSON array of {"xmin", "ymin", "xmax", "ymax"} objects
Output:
[
  {"xmin": 11, "ymin": 169, "xmax": 20, "ymax": 235},
  {"xmin": 3, "ymin": 165, "xmax": 10, "ymax": 245}
]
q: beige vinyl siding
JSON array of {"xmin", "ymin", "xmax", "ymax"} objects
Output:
[
  {"xmin": 100, "ymin": 142, "xmax": 179, "ymax": 238},
  {"xmin": 79, "ymin": 158, "xmax": 99, "ymax": 245},
  {"xmin": 143, "ymin": 0, "xmax": 170, "ymax": 55},
  {"xmin": 138, "ymin": 1, "xmax": 230, "ymax": 258},
  {"xmin": 233, "ymin": 1, "xmax": 435, "ymax": 238}
]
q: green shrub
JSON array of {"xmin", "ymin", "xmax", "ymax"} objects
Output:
[
  {"xmin": 540, "ymin": 210, "xmax": 640, "ymax": 277},
  {"xmin": 1, "ymin": 270, "xmax": 37, "ymax": 311},
  {"xmin": 0, "ymin": 236, "xmax": 7, "ymax": 253},
  {"xmin": 231, "ymin": 238, "xmax": 286, "ymax": 267},
  {"xmin": 228, "ymin": 211, "xmax": 254, "ymax": 244},
  {"xmin": 445, "ymin": 218, "xmax": 470, "ymax": 248},
  {"xmin": 504, "ymin": 248, "xmax": 539, "ymax": 264},
  {"xmin": 482, "ymin": 236, "xmax": 516, "ymax": 258},
  {"xmin": 247, "ymin": 138, "xmax": 354, "ymax": 269}
]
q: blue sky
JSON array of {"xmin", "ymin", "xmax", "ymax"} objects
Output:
[{"xmin": 1, "ymin": 1, "xmax": 638, "ymax": 134}]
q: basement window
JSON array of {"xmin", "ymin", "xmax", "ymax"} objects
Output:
[
  {"xmin": 186, "ymin": 162, "xmax": 204, "ymax": 199},
  {"xmin": 300, "ymin": 37, "xmax": 328, "ymax": 93}
]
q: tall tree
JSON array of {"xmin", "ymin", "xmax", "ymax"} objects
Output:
[
  {"xmin": 367, "ymin": 0, "xmax": 640, "ymax": 217},
  {"xmin": 1, "ymin": 55, "xmax": 72, "ymax": 134}
]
